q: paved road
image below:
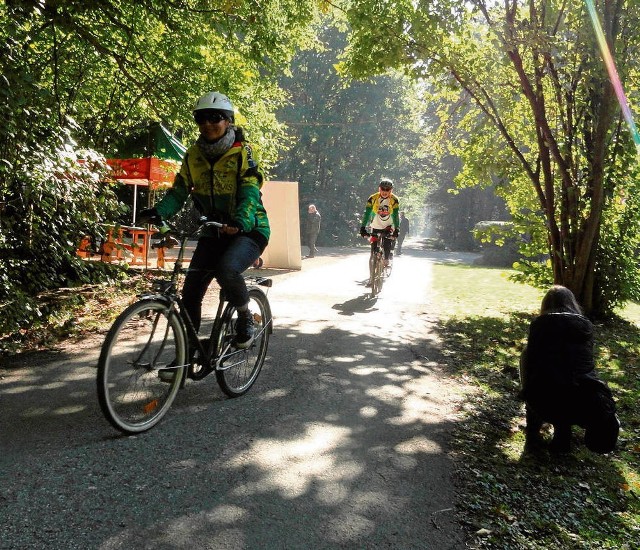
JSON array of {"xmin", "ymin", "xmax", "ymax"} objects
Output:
[{"xmin": 0, "ymin": 243, "xmax": 475, "ymax": 549}]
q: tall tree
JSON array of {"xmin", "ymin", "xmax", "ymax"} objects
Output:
[
  {"xmin": 273, "ymin": 23, "xmax": 434, "ymax": 244},
  {"xmin": 338, "ymin": 0, "xmax": 640, "ymax": 316}
]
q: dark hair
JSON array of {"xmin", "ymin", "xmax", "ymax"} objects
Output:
[
  {"xmin": 234, "ymin": 126, "xmax": 246, "ymax": 141},
  {"xmin": 540, "ymin": 285, "xmax": 583, "ymax": 315}
]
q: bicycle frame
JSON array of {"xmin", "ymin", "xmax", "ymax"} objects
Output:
[
  {"xmin": 369, "ymin": 231, "xmax": 394, "ymax": 253},
  {"xmin": 145, "ymin": 221, "xmax": 273, "ymax": 380}
]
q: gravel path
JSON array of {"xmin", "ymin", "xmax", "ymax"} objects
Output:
[{"xmin": 1, "ymin": 242, "xmax": 475, "ymax": 549}]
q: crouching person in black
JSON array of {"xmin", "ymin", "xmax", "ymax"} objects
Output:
[{"xmin": 520, "ymin": 285, "xmax": 620, "ymax": 454}]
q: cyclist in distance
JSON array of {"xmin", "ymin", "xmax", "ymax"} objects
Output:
[
  {"xmin": 138, "ymin": 91, "xmax": 270, "ymax": 349},
  {"xmin": 359, "ymin": 178, "xmax": 400, "ymax": 270}
]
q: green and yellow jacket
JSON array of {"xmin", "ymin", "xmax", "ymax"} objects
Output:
[
  {"xmin": 361, "ymin": 191, "xmax": 400, "ymax": 231},
  {"xmin": 155, "ymin": 129, "xmax": 270, "ymax": 248}
]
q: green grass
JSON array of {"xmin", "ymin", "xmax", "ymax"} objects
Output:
[
  {"xmin": 431, "ymin": 264, "xmax": 544, "ymax": 318},
  {"xmin": 618, "ymin": 301, "xmax": 640, "ymax": 327},
  {"xmin": 431, "ymin": 263, "xmax": 640, "ymax": 549}
]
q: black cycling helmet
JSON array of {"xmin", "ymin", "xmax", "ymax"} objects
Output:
[{"xmin": 379, "ymin": 178, "xmax": 393, "ymax": 190}]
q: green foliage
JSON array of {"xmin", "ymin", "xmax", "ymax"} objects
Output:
[
  {"xmin": 1, "ymin": 7, "xmax": 125, "ymax": 333},
  {"xmin": 0, "ymin": 130, "xmax": 126, "ymax": 333},
  {"xmin": 592, "ymin": 161, "xmax": 640, "ymax": 316},
  {"xmin": 273, "ymin": 22, "xmax": 435, "ymax": 245},
  {"xmin": 1, "ymin": 0, "xmax": 322, "ymax": 332},
  {"xmin": 338, "ymin": 0, "xmax": 640, "ymax": 316}
]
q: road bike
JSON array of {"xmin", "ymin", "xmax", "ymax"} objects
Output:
[
  {"xmin": 96, "ymin": 219, "xmax": 273, "ymax": 434},
  {"xmin": 364, "ymin": 228, "xmax": 394, "ymax": 297}
]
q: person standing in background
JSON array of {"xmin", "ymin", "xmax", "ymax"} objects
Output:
[
  {"xmin": 397, "ymin": 212, "xmax": 410, "ymax": 255},
  {"xmin": 306, "ymin": 204, "xmax": 321, "ymax": 258}
]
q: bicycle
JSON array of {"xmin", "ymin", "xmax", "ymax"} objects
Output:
[
  {"xmin": 364, "ymin": 228, "xmax": 394, "ymax": 297},
  {"xmin": 96, "ymin": 218, "xmax": 273, "ymax": 434}
]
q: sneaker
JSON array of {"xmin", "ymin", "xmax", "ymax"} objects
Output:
[{"xmin": 235, "ymin": 311, "xmax": 255, "ymax": 349}]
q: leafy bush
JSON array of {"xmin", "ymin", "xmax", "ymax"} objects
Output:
[{"xmin": 0, "ymin": 129, "xmax": 126, "ymax": 335}]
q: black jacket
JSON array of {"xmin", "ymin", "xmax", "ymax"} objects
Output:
[{"xmin": 521, "ymin": 312, "xmax": 599, "ymax": 423}]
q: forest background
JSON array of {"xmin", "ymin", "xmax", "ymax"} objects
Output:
[{"xmin": 1, "ymin": 0, "xmax": 640, "ymax": 327}]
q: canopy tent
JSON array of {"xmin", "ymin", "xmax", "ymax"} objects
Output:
[
  {"xmin": 106, "ymin": 123, "xmax": 186, "ymax": 225},
  {"xmin": 153, "ymin": 123, "xmax": 187, "ymax": 162}
]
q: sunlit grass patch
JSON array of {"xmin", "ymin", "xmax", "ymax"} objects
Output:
[
  {"xmin": 431, "ymin": 263, "xmax": 543, "ymax": 319},
  {"xmin": 618, "ymin": 301, "xmax": 640, "ymax": 326}
]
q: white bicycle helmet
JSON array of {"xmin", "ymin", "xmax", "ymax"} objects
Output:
[
  {"xmin": 379, "ymin": 178, "xmax": 393, "ymax": 189},
  {"xmin": 193, "ymin": 91, "xmax": 235, "ymax": 120}
]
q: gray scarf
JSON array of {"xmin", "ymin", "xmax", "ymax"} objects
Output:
[{"xmin": 196, "ymin": 127, "xmax": 236, "ymax": 162}]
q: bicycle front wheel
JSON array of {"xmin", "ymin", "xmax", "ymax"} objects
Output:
[
  {"xmin": 97, "ymin": 299, "xmax": 187, "ymax": 434},
  {"xmin": 215, "ymin": 288, "xmax": 271, "ymax": 397},
  {"xmin": 371, "ymin": 253, "xmax": 384, "ymax": 296}
]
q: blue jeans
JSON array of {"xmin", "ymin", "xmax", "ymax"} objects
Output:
[{"xmin": 182, "ymin": 235, "xmax": 262, "ymax": 332}]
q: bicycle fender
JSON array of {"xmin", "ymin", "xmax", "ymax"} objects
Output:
[
  {"xmin": 138, "ymin": 293, "xmax": 172, "ymax": 305},
  {"xmin": 247, "ymin": 286, "xmax": 274, "ymax": 335}
]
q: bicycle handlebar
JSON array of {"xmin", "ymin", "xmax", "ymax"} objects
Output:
[
  {"xmin": 362, "ymin": 228, "xmax": 395, "ymax": 239},
  {"xmin": 151, "ymin": 217, "xmax": 226, "ymax": 240}
]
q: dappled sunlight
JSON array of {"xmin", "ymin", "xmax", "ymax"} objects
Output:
[
  {"xmin": 388, "ymin": 394, "xmax": 438, "ymax": 426},
  {"xmin": 351, "ymin": 365, "xmax": 388, "ymax": 375},
  {"xmin": 259, "ymin": 388, "xmax": 289, "ymax": 400},
  {"xmin": 61, "ymin": 370, "xmax": 95, "ymax": 382},
  {"xmin": 2, "ymin": 385, "xmax": 34, "ymax": 395},
  {"xmin": 53, "ymin": 405, "xmax": 86, "ymax": 415},
  {"xmin": 435, "ymin": 311, "xmax": 638, "ymax": 546},
  {"xmin": 333, "ymin": 355, "xmax": 360, "ymax": 362},
  {"xmin": 384, "ymin": 372, "xmax": 413, "ymax": 382},
  {"xmin": 23, "ymin": 407, "xmax": 49, "ymax": 417},
  {"xmin": 366, "ymin": 384, "xmax": 406, "ymax": 402},
  {"xmin": 1, "ymin": 248, "xmax": 466, "ymax": 549},
  {"xmin": 359, "ymin": 405, "xmax": 378, "ymax": 418},
  {"xmin": 255, "ymin": 423, "xmax": 351, "ymax": 460},
  {"xmin": 316, "ymin": 481, "xmax": 349, "ymax": 504},
  {"xmin": 395, "ymin": 435, "xmax": 442, "ymax": 455},
  {"xmin": 290, "ymin": 322, "xmax": 327, "ymax": 335},
  {"xmin": 41, "ymin": 382, "xmax": 67, "ymax": 390},
  {"xmin": 230, "ymin": 423, "xmax": 362, "ymax": 499},
  {"xmin": 205, "ymin": 504, "xmax": 247, "ymax": 524}
]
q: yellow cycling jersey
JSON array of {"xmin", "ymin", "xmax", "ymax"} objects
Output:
[{"xmin": 361, "ymin": 191, "xmax": 400, "ymax": 230}]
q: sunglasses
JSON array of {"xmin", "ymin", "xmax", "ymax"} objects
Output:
[
  {"xmin": 380, "ymin": 186, "xmax": 392, "ymax": 191},
  {"xmin": 194, "ymin": 112, "xmax": 227, "ymax": 124}
]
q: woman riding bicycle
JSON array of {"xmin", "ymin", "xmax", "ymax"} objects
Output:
[
  {"xmin": 359, "ymin": 178, "xmax": 400, "ymax": 271},
  {"xmin": 138, "ymin": 91, "xmax": 270, "ymax": 349}
]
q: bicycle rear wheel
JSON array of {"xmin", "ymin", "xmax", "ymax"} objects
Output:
[
  {"xmin": 215, "ymin": 288, "xmax": 271, "ymax": 397},
  {"xmin": 97, "ymin": 299, "xmax": 186, "ymax": 434}
]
